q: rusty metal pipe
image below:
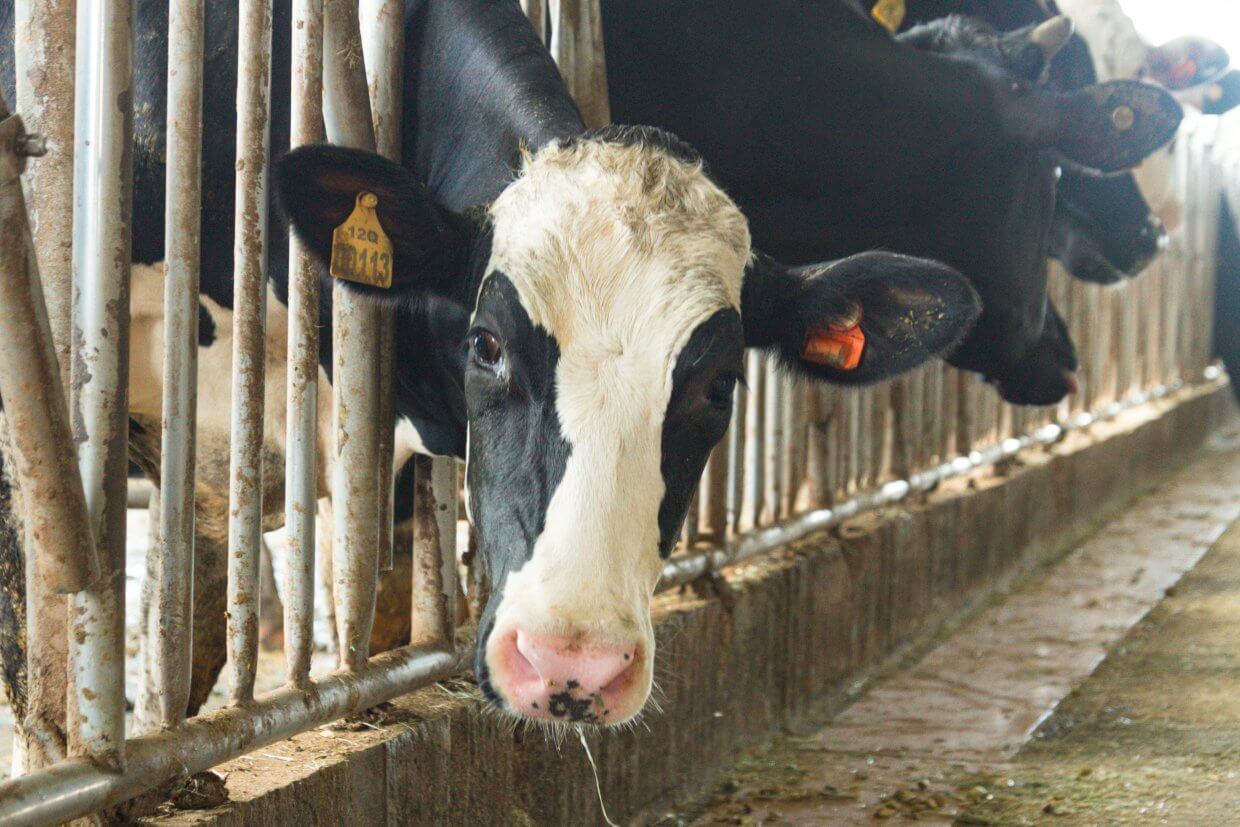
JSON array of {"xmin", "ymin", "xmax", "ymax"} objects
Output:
[
  {"xmin": 152, "ymin": 0, "xmax": 204, "ymax": 729},
  {"xmin": 227, "ymin": 0, "xmax": 273, "ymax": 706},
  {"xmin": 0, "ymin": 645, "xmax": 464, "ymax": 827},
  {"xmin": 0, "ymin": 109, "xmax": 98, "ymax": 595},
  {"xmin": 13, "ymin": 0, "xmax": 77, "ymax": 774}
]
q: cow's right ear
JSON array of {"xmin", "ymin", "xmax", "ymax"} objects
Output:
[{"xmin": 275, "ymin": 145, "xmax": 473, "ymax": 303}]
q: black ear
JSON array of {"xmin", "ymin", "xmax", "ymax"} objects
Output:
[
  {"xmin": 998, "ymin": 16, "xmax": 1074, "ymax": 82},
  {"xmin": 274, "ymin": 145, "xmax": 473, "ymax": 303},
  {"xmin": 741, "ymin": 251, "xmax": 981, "ymax": 384},
  {"xmin": 1005, "ymin": 80, "xmax": 1183, "ymax": 173}
]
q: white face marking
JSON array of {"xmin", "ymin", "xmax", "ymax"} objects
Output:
[{"xmin": 478, "ymin": 138, "xmax": 751, "ymax": 716}]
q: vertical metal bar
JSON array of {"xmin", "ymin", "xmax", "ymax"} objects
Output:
[
  {"xmin": 681, "ymin": 488, "xmax": 700, "ymax": 548},
  {"xmin": 153, "ymin": 0, "xmax": 204, "ymax": 728},
  {"xmin": 782, "ymin": 375, "xmax": 806, "ymax": 514},
  {"xmin": 284, "ymin": 0, "xmax": 324, "ymax": 688},
  {"xmin": 726, "ymin": 379, "xmax": 746, "ymax": 534},
  {"xmin": 0, "ymin": 111, "xmax": 98, "ymax": 594},
  {"xmin": 432, "ymin": 458, "xmax": 458, "ymax": 638},
  {"xmin": 324, "ymin": 0, "xmax": 381, "ymax": 670},
  {"xmin": 742, "ymin": 349, "xmax": 764, "ymax": 530},
  {"xmin": 360, "ymin": 0, "xmax": 403, "ymax": 575},
  {"xmin": 805, "ymin": 386, "xmax": 832, "ymax": 505},
  {"xmin": 411, "ymin": 456, "xmax": 450, "ymax": 646},
  {"xmin": 14, "ymin": 0, "xmax": 77, "ymax": 775},
  {"xmin": 68, "ymin": 0, "xmax": 133, "ymax": 770},
  {"xmin": 227, "ymin": 0, "xmax": 273, "ymax": 705},
  {"xmin": 548, "ymin": 0, "xmax": 610, "ymax": 129},
  {"xmin": 702, "ymin": 438, "xmax": 729, "ymax": 541},
  {"xmin": 521, "ymin": 0, "xmax": 546, "ymax": 43},
  {"xmin": 761, "ymin": 356, "xmax": 783, "ymax": 522}
]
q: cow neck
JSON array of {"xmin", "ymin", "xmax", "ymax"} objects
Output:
[{"xmin": 404, "ymin": 0, "xmax": 587, "ymax": 214}]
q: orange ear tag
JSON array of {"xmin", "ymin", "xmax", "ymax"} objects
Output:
[{"xmin": 802, "ymin": 303, "xmax": 865, "ymax": 371}]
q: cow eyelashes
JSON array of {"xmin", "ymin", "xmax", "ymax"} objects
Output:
[{"xmin": 469, "ymin": 329, "xmax": 504, "ymax": 369}]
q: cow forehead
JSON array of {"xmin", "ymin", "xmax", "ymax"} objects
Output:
[{"xmin": 484, "ymin": 138, "xmax": 751, "ymax": 373}]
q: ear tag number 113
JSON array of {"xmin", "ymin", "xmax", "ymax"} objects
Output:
[{"xmin": 330, "ymin": 191, "xmax": 394, "ymax": 289}]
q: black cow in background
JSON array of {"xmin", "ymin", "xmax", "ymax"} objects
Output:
[
  {"xmin": 600, "ymin": 0, "xmax": 1182, "ymax": 405},
  {"xmin": 899, "ymin": 0, "xmax": 1172, "ymax": 286}
]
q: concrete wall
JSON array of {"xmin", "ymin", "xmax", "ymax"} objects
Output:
[{"xmin": 148, "ymin": 382, "xmax": 1236, "ymax": 826}]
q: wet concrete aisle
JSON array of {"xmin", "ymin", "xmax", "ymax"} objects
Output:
[{"xmin": 670, "ymin": 426, "xmax": 1240, "ymax": 826}]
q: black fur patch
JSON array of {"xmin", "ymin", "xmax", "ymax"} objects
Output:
[
  {"xmin": 564, "ymin": 124, "xmax": 703, "ymax": 167},
  {"xmin": 197, "ymin": 302, "xmax": 217, "ymax": 348}
]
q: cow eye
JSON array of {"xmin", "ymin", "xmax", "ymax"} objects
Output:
[
  {"xmin": 708, "ymin": 373, "xmax": 737, "ymax": 411},
  {"xmin": 470, "ymin": 329, "xmax": 503, "ymax": 368}
]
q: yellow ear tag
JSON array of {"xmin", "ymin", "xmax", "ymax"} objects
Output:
[
  {"xmin": 330, "ymin": 191, "xmax": 394, "ymax": 289},
  {"xmin": 871, "ymin": 0, "xmax": 905, "ymax": 33}
]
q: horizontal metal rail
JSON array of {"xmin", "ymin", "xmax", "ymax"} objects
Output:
[
  {"xmin": 659, "ymin": 375, "xmax": 1202, "ymax": 589},
  {"xmin": 0, "ymin": 646, "xmax": 465, "ymax": 826}
]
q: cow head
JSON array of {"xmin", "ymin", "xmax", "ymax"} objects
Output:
[
  {"xmin": 1052, "ymin": 163, "xmax": 1166, "ymax": 283},
  {"xmin": 276, "ymin": 127, "xmax": 980, "ymax": 726}
]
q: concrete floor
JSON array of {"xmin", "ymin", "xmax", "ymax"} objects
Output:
[{"xmin": 672, "ymin": 425, "xmax": 1240, "ymax": 826}]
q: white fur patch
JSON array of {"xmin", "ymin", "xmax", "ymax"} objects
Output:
[{"xmin": 480, "ymin": 137, "xmax": 751, "ymax": 689}]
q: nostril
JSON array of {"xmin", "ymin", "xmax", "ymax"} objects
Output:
[
  {"xmin": 514, "ymin": 630, "xmax": 637, "ymax": 694},
  {"xmin": 508, "ymin": 639, "xmax": 540, "ymax": 684}
]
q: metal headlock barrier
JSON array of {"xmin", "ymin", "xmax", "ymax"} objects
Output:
[{"xmin": 0, "ymin": 0, "xmax": 1228, "ymax": 823}]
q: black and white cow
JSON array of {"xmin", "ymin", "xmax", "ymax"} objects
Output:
[
  {"xmin": 599, "ymin": 0, "xmax": 1182, "ymax": 405},
  {"xmin": 274, "ymin": 0, "xmax": 982, "ymax": 723},
  {"xmin": 900, "ymin": 0, "xmax": 1172, "ymax": 285},
  {"xmin": 0, "ymin": 0, "xmax": 980, "ymax": 729}
]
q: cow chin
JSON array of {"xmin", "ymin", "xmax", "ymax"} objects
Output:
[{"xmin": 478, "ymin": 563, "xmax": 657, "ymax": 727}]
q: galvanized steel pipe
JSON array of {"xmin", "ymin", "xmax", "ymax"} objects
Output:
[
  {"xmin": 0, "ymin": 646, "xmax": 464, "ymax": 827},
  {"xmin": 284, "ymin": 0, "xmax": 325, "ymax": 688},
  {"xmin": 152, "ymin": 0, "xmax": 204, "ymax": 728},
  {"xmin": 324, "ymin": 0, "xmax": 381, "ymax": 670},
  {"xmin": 227, "ymin": 0, "xmax": 273, "ymax": 705},
  {"xmin": 68, "ymin": 0, "xmax": 134, "ymax": 771}
]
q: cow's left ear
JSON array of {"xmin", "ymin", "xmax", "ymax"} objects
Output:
[{"xmin": 741, "ymin": 251, "xmax": 981, "ymax": 384}]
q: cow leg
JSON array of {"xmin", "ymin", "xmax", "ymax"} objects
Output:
[
  {"xmin": 129, "ymin": 421, "xmax": 230, "ymax": 717},
  {"xmin": 186, "ymin": 481, "xmax": 229, "ymax": 715}
]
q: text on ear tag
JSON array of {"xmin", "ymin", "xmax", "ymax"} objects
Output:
[
  {"xmin": 330, "ymin": 191, "xmax": 393, "ymax": 288},
  {"xmin": 802, "ymin": 303, "xmax": 865, "ymax": 371},
  {"xmin": 871, "ymin": 0, "xmax": 905, "ymax": 33}
]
